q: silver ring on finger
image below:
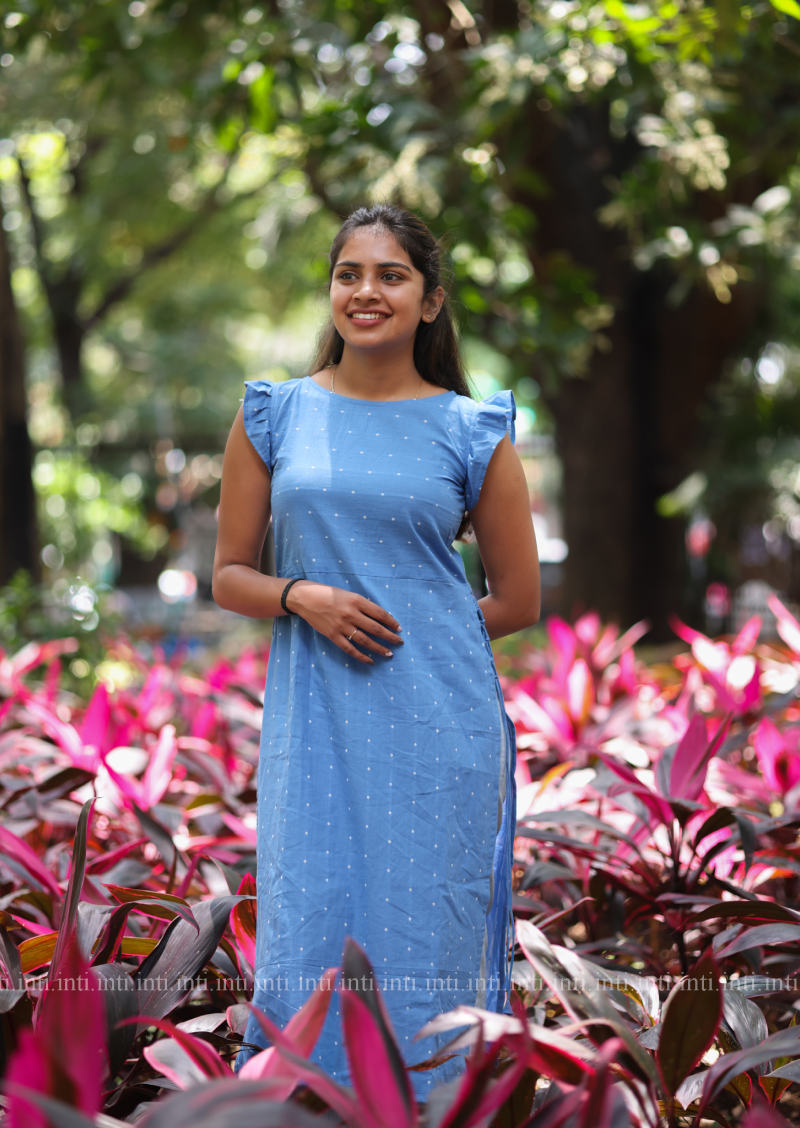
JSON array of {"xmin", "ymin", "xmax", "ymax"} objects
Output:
[{"xmin": 347, "ymin": 628, "xmax": 359, "ymax": 641}]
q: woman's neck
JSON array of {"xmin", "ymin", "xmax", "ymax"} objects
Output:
[{"xmin": 330, "ymin": 344, "xmax": 423, "ymax": 402}]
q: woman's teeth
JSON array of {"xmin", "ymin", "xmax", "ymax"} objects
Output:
[{"xmin": 350, "ymin": 312, "xmax": 389, "ymax": 320}]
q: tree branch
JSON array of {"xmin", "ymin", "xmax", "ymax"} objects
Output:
[
  {"xmin": 82, "ymin": 192, "xmax": 221, "ymax": 329},
  {"xmin": 82, "ymin": 144, "xmax": 268, "ymax": 331},
  {"xmin": 17, "ymin": 156, "xmax": 53, "ymax": 296}
]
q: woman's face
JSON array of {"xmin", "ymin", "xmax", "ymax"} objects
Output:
[{"xmin": 330, "ymin": 226, "xmax": 443, "ymax": 355}]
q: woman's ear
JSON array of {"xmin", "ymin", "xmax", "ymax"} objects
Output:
[{"xmin": 422, "ymin": 285, "xmax": 445, "ymax": 322}]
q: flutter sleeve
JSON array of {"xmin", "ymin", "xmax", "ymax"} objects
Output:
[
  {"xmin": 465, "ymin": 390, "xmax": 516, "ymax": 511},
  {"xmin": 242, "ymin": 379, "xmax": 274, "ymax": 472}
]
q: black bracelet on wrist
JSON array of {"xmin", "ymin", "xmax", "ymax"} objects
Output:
[{"xmin": 280, "ymin": 578, "xmax": 302, "ymax": 615}]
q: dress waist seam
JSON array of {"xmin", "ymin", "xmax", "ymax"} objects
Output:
[{"xmin": 278, "ymin": 569, "xmax": 476, "ymax": 588}]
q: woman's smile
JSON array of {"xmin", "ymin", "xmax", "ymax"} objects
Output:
[{"xmin": 348, "ymin": 310, "xmax": 391, "ymax": 321}]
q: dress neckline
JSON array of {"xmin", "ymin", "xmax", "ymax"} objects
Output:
[{"xmin": 305, "ymin": 374, "xmax": 455, "ymax": 407}]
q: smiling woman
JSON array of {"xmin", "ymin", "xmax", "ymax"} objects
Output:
[
  {"xmin": 212, "ymin": 204, "xmax": 540, "ymax": 1096},
  {"xmin": 312, "ymin": 206, "xmax": 470, "ymax": 405}
]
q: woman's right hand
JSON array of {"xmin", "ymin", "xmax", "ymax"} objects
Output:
[{"xmin": 286, "ymin": 581, "xmax": 403, "ymax": 666}]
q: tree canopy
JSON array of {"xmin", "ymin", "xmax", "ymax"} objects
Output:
[{"xmin": 3, "ymin": 0, "xmax": 800, "ymax": 630}]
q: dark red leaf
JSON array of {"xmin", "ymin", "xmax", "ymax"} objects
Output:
[{"xmin": 657, "ymin": 952, "xmax": 722, "ymax": 1097}]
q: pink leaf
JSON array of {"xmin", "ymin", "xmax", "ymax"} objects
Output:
[
  {"xmin": 547, "ymin": 617, "xmax": 577, "ymax": 688},
  {"xmin": 691, "ymin": 637, "xmax": 731, "ymax": 677},
  {"xmin": 23, "ymin": 699, "xmax": 97, "ymax": 772},
  {"xmin": 141, "ymin": 724, "xmax": 178, "ymax": 808},
  {"xmin": 191, "ymin": 700, "xmax": 219, "ymax": 741},
  {"xmin": 508, "ymin": 690, "xmax": 567, "ymax": 748},
  {"xmin": 754, "ymin": 717, "xmax": 800, "ymax": 795},
  {"xmin": 539, "ymin": 694, "xmax": 575, "ymax": 742},
  {"xmin": 566, "ymin": 659, "xmax": 593, "ymax": 727},
  {"xmin": 0, "ymin": 823, "xmax": 61, "ymax": 900},
  {"xmin": 0, "ymin": 639, "xmax": 78, "ymax": 691},
  {"xmin": 222, "ymin": 812, "xmax": 258, "ymax": 845},
  {"xmin": 733, "ymin": 616, "xmax": 762, "ymax": 655},
  {"xmin": 616, "ymin": 647, "xmax": 637, "ymax": 695},
  {"xmin": 144, "ymin": 1040, "xmax": 209, "ymax": 1089},
  {"xmin": 669, "ymin": 713, "xmax": 731, "ymax": 802},
  {"xmin": 574, "ymin": 612, "xmax": 601, "ymax": 648},
  {"xmin": 597, "ymin": 753, "xmax": 674, "ymax": 824},
  {"xmin": 121, "ymin": 1015, "xmax": 230, "ymax": 1081},
  {"xmin": 280, "ymin": 966, "xmax": 339, "ymax": 1054},
  {"xmin": 341, "ymin": 990, "xmax": 416, "ymax": 1128},
  {"xmin": 703, "ymin": 669, "xmax": 739, "ymax": 714},
  {"xmin": 739, "ymin": 661, "xmax": 762, "ymax": 713},
  {"xmin": 244, "ymin": 1002, "xmax": 362, "ymax": 1126},
  {"xmin": 44, "ymin": 659, "xmax": 61, "ymax": 704},
  {"xmin": 85, "ymin": 837, "xmax": 148, "ymax": 875},
  {"xmin": 591, "ymin": 624, "xmax": 619, "ymax": 669},
  {"xmin": 230, "ymin": 874, "xmax": 257, "ymax": 972},
  {"xmin": 5, "ymin": 1029, "xmax": 49, "ymax": 1128},
  {"xmin": 741, "ymin": 1095, "xmax": 792, "ymax": 1128},
  {"xmin": 597, "ymin": 619, "xmax": 650, "ymax": 668},
  {"xmin": 79, "ymin": 684, "xmax": 111, "ymax": 756},
  {"xmin": 37, "ymin": 937, "xmax": 104, "ymax": 1115},
  {"xmin": 100, "ymin": 760, "xmax": 144, "ymax": 808},
  {"xmin": 437, "ymin": 1020, "xmax": 528, "ymax": 1128},
  {"xmin": 669, "ymin": 714, "xmax": 709, "ymax": 801},
  {"xmin": 669, "ymin": 615, "xmax": 708, "ymax": 647},
  {"xmin": 583, "ymin": 1038, "xmax": 626, "ymax": 1128},
  {"xmin": 768, "ymin": 594, "xmax": 800, "ymax": 655},
  {"xmin": 239, "ymin": 970, "xmax": 337, "ymax": 1082}
]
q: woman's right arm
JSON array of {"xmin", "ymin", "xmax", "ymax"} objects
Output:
[
  {"xmin": 212, "ymin": 407, "xmax": 403, "ymax": 664},
  {"xmin": 212, "ymin": 406, "xmax": 287, "ymax": 618}
]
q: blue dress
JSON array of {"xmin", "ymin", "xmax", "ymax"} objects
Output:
[{"xmin": 238, "ymin": 376, "xmax": 517, "ymax": 1097}]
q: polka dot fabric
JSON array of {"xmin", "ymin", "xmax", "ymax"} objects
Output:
[{"xmin": 237, "ymin": 376, "xmax": 518, "ymax": 1097}]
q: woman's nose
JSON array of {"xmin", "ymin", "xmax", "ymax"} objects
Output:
[{"xmin": 354, "ymin": 275, "xmax": 376, "ymax": 299}]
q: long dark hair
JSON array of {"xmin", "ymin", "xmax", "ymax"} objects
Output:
[{"xmin": 312, "ymin": 204, "xmax": 472, "ymax": 398}]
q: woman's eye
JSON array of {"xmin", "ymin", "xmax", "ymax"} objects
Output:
[
  {"xmin": 382, "ymin": 272, "xmax": 402, "ymax": 281},
  {"xmin": 338, "ymin": 271, "xmax": 356, "ymax": 280}
]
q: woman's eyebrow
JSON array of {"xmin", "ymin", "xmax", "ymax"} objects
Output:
[{"xmin": 334, "ymin": 260, "xmax": 412, "ymax": 271}]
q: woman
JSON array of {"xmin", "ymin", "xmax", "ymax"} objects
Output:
[{"xmin": 213, "ymin": 204, "xmax": 540, "ymax": 1095}]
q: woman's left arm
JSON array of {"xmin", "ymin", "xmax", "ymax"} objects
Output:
[{"xmin": 470, "ymin": 435, "xmax": 541, "ymax": 640}]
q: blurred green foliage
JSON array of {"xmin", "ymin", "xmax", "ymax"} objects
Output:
[
  {"xmin": 0, "ymin": 569, "xmax": 125, "ymax": 698},
  {"xmin": 3, "ymin": 0, "xmax": 800, "ymax": 607}
]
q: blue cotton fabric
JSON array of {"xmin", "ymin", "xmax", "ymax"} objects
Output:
[{"xmin": 238, "ymin": 376, "xmax": 517, "ymax": 1097}]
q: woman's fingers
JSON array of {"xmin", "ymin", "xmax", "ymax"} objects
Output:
[
  {"xmin": 353, "ymin": 607, "xmax": 402, "ymax": 644},
  {"xmin": 353, "ymin": 615, "xmax": 400, "ymax": 648},
  {"xmin": 349, "ymin": 625, "xmax": 393, "ymax": 658},
  {"xmin": 357, "ymin": 598, "xmax": 402, "ymax": 635},
  {"xmin": 339, "ymin": 636, "xmax": 374, "ymax": 665}
]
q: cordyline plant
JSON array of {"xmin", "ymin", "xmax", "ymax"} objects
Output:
[{"xmin": 1, "ymin": 604, "xmax": 800, "ymax": 1124}]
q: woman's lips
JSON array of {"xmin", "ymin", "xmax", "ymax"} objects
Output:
[{"xmin": 347, "ymin": 311, "xmax": 391, "ymax": 321}]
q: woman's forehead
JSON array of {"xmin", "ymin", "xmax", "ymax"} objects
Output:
[{"xmin": 337, "ymin": 226, "xmax": 415, "ymax": 269}]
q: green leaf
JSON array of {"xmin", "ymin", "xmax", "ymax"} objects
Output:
[
  {"xmin": 770, "ymin": 0, "xmax": 800, "ymax": 20},
  {"xmin": 249, "ymin": 68, "xmax": 276, "ymax": 133},
  {"xmin": 657, "ymin": 952, "xmax": 722, "ymax": 1097}
]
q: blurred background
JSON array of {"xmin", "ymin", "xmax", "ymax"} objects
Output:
[{"xmin": 3, "ymin": 0, "xmax": 800, "ymax": 666}]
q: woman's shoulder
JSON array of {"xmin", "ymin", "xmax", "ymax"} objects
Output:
[
  {"xmin": 245, "ymin": 375, "xmax": 310, "ymax": 399},
  {"xmin": 243, "ymin": 375, "xmax": 312, "ymax": 418},
  {"xmin": 447, "ymin": 389, "xmax": 516, "ymax": 432}
]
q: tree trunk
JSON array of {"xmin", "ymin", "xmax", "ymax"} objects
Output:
[
  {"xmin": 516, "ymin": 101, "xmax": 755, "ymax": 636},
  {"xmin": 48, "ymin": 270, "xmax": 87, "ymax": 420},
  {"xmin": 0, "ymin": 203, "xmax": 39, "ymax": 585}
]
